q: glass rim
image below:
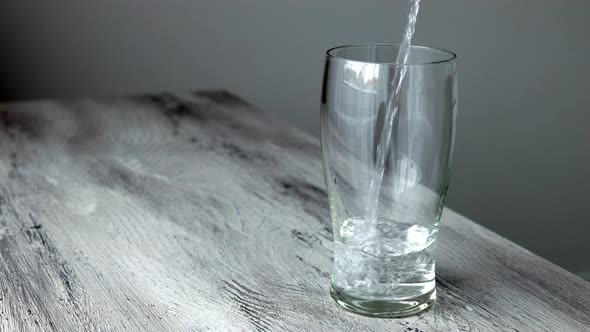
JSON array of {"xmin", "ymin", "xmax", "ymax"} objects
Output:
[{"xmin": 326, "ymin": 43, "xmax": 457, "ymax": 66}]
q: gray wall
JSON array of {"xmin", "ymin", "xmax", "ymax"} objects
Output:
[{"xmin": 1, "ymin": 1, "xmax": 589, "ymax": 276}]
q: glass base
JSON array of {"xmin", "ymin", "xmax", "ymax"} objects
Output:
[{"xmin": 330, "ymin": 286, "xmax": 436, "ymax": 318}]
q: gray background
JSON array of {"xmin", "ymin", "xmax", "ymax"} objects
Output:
[{"xmin": 1, "ymin": 1, "xmax": 588, "ymax": 277}]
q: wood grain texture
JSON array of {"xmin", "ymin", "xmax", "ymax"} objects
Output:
[{"xmin": 0, "ymin": 90, "xmax": 588, "ymax": 331}]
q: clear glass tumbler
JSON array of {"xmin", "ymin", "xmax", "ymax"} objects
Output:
[{"xmin": 321, "ymin": 44, "xmax": 457, "ymax": 317}]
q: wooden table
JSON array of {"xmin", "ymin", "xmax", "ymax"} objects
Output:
[{"xmin": 0, "ymin": 91, "xmax": 588, "ymax": 331}]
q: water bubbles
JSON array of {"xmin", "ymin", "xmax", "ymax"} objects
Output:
[{"xmin": 333, "ymin": 218, "xmax": 436, "ymax": 300}]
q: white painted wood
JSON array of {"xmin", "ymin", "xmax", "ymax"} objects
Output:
[{"xmin": 0, "ymin": 91, "xmax": 588, "ymax": 331}]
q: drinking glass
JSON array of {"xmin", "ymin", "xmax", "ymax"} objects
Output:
[{"xmin": 321, "ymin": 44, "xmax": 457, "ymax": 317}]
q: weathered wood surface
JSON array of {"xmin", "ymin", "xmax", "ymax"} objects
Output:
[{"xmin": 0, "ymin": 90, "xmax": 588, "ymax": 331}]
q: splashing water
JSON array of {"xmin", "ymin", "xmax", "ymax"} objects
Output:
[
  {"xmin": 366, "ymin": 0, "xmax": 421, "ymax": 224},
  {"xmin": 332, "ymin": 0, "xmax": 441, "ymax": 306}
]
